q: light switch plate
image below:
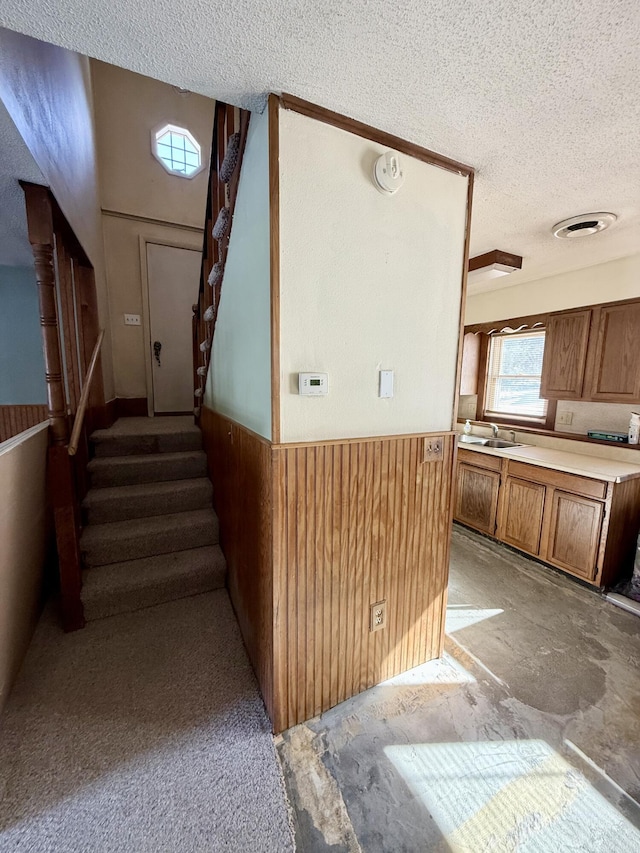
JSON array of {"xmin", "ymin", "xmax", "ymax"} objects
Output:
[
  {"xmin": 379, "ymin": 370, "xmax": 394, "ymax": 398},
  {"xmin": 557, "ymin": 411, "xmax": 573, "ymax": 425},
  {"xmin": 424, "ymin": 436, "xmax": 444, "ymax": 461},
  {"xmin": 124, "ymin": 314, "xmax": 141, "ymax": 326}
]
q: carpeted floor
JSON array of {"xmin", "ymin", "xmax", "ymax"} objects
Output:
[{"xmin": 0, "ymin": 590, "xmax": 295, "ymax": 852}]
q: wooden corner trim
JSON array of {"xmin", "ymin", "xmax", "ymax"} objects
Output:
[
  {"xmin": 452, "ymin": 172, "xmax": 475, "ymax": 427},
  {"xmin": 279, "ymin": 93, "xmax": 474, "ymax": 178},
  {"xmin": 269, "ymin": 94, "xmax": 281, "ymax": 444}
]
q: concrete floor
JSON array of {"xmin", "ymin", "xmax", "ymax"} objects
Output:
[{"xmin": 277, "ymin": 525, "xmax": 640, "ymax": 852}]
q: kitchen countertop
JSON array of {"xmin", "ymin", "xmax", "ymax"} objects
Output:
[{"xmin": 457, "ymin": 438, "xmax": 640, "ymax": 483}]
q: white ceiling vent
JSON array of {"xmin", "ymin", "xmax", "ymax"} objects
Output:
[{"xmin": 552, "ymin": 212, "xmax": 617, "ymax": 239}]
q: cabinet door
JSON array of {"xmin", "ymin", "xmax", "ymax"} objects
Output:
[
  {"xmin": 460, "ymin": 332, "xmax": 480, "ymax": 396},
  {"xmin": 540, "ymin": 309, "xmax": 592, "ymax": 399},
  {"xmin": 587, "ymin": 302, "xmax": 640, "ymax": 402},
  {"xmin": 455, "ymin": 463, "xmax": 500, "ymax": 535},
  {"xmin": 546, "ymin": 491, "xmax": 604, "ymax": 581},
  {"xmin": 498, "ymin": 477, "xmax": 546, "ymax": 555}
]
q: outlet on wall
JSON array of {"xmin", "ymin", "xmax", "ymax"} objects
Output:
[
  {"xmin": 370, "ymin": 600, "xmax": 386, "ymax": 632},
  {"xmin": 557, "ymin": 411, "xmax": 574, "ymax": 425}
]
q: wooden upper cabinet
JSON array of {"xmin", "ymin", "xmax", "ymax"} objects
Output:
[
  {"xmin": 540, "ymin": 309, "xmax": 592, "ymax": 399},
  {"xmin": 587, "ymin": 302, "xmax": 640, "ymax": 402},
  {"xmin": 460, "ymin": 332, "xmax": 480, "ymax": 395}
]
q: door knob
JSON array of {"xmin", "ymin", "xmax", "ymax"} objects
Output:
[{"xmin": 153, "ymin": 341, "xmax": 162, "ymax": 367}]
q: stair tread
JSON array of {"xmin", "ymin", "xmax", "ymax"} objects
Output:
[
  {"xmin": 90, "ymin": 416, "xmax": 198, "ymax": 439},
  {"xmin": 87, "ymin": 450, "xmax": 207, "ymax": 488},
  {"xmin": 81, "ymin": 507, "xmax": 218, "ymax": 545},
  {"xmin": 88, "ymin": 450, "xmax": 206, "ymax": 469},
  {"xmin": 81, "ymin": 545, "xmax": 226, "ymax": 620},
  {"xmin": 82, "ymin": 477, "xmax": 212, "ymax": 507}
]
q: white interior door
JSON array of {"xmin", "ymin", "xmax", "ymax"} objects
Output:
[{"xmin": 147, "ymin": 243, "xmax": 201, "ymax": 413}]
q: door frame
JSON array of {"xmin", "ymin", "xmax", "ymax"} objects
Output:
[{"xmin": 138, "ymin": 235, "xmax": 203, "ymax": 416}]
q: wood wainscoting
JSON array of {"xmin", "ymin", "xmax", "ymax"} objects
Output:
[
  {"xmin": 0, "ymin": 405, "xmax": 48, "ymax": 443},
  {"xmin": 201, "ymin": 406, "xmax": 456, "ymax": 732},
  {"xmin": 200, "ymin": 407, "xmax": 275, "ymax": 718}
]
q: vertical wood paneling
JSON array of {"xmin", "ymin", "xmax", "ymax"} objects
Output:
[
  {"xmin": 201, "ymin": 408, "xmax": 455, "ymax": 733},
  {"xmin": 200, "ymin": 407, "xmax": 274, "ymax": 720},
  {"xmin": 0, "ymin": 406, "xmax": 48, "ymax": 443},
  {"xmin": 272, "ymin": 433, "xmax": 454, "ymax": 730}
]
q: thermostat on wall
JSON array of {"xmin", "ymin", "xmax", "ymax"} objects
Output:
[{"xmin": 298, "ymin": 373, "xmax": 328, "ymax": 396}]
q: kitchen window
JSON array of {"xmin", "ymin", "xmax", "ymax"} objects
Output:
[{"xmin": 484, "ymin": 329, "xmax": 548, "ymax": 422}]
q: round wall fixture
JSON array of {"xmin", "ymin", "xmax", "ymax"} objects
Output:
[
  {"xmin": 552, "ymin": 212, "xmax": 617, "ymax": 239},
  {"xmin": 373, "ymin": 151, "xmax": 404, "ymax": 194}
]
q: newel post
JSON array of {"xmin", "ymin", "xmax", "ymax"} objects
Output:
[
  {"xmin": 21, "ymin": 182, "xmax": 69, "ymax": 444},
  {"xmin": 21, "ymin": 182, "xmax": 84, "ymax": 630}
]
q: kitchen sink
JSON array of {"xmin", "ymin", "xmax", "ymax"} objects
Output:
[
  {"xmin": 458, "ymin": 435, "xmax": 522, "ymax": 449},
  {"xmin": 482, "ymin": 439, "xmax": 522, "ymax": 448}
]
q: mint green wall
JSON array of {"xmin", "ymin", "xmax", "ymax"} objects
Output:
[{"xmin": 0, "ymin": 265, "xmax": 46, "ymax": 404}]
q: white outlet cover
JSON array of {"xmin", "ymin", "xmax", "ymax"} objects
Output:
[{"xmin": 124, "ymin": 314, "xmax": 141, "ymax": 326}]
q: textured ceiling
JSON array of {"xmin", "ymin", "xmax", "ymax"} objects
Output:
[
  {"xmin": 0, "ymin": 99, "xmax": 43, "ymax": 267},
  {"xmin": 0, "ymin": 1, "xmax": 638, "ymax": 291}
]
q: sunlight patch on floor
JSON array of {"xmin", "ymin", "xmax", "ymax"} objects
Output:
[
  {"xmin": 385, "ymin": 739, "xmax": 640, "ymax": 852},
  {"xmin": 445, "ymin": 605, "xmax": 504, "ymax": 634},
  {"xmin": 380, "ymin": 651, "xmax": 476, "ymax": 687}
]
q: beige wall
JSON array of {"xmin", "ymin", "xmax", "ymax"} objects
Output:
[
  {"xmin": 0, "ymin": 30, "xmax": 115, "ymax": 400},
  {"xmin": 0, "ymin": 423, "xmax": 48, "ymax": 712},
  {"xmin": 92, "ymin": 61, "xmax": 214, "ymax": 226},
  {"xmin": 102, "ymin": 215, "xmax": 203, "ymax": 399},
  {"xmin": 278, "ymin": 109, "xmax": 469, "ymax": 443},
  {"xmin": 465, "ymin": 254, "xmax": 640, "ymax": 324},
  {"xmin": 464, "ymin": 254, "xmax": 640, "ymax": 441},
  {"xmin": 91, "ymin": 61, "xmax": 214, "ymax": 402}
]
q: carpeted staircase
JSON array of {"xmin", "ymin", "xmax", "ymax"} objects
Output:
[{"xmin": 79, "ymin": 416, "xmax": 226, "ymax": 620}]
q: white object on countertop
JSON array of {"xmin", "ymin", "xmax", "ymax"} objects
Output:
[
  {"xmin": 463, "ymin": 419, "xmax": 472, "ymax": 435},
  {"xmin": 629, "ymin": 412, "xmax": 640, "ymax": 445}
]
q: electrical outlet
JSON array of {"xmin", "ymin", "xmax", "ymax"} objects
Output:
[
  {"xmin": 124, "ymin": 314, "xmax": 141, "ymax": 326},
  {"xmin": 370, "ymin": 600, "xmax": 386, "ymax": 633},
  {"xmin": 424, "ymin": 436, "xmax": 443, "ymax": 461},
  {"xmin": 557, "ymin": 411, "xmax": 573, "ymax": 425}
]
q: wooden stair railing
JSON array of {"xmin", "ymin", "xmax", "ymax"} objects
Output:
[
  {"xmin": 22, "ymin": 182, "xmax": 107, "ymax": 631},
  {"xmin": 192, "ymin": 102, "xmax": 250, "ymax": 414}
]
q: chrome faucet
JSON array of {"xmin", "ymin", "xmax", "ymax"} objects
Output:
[
  {"xmin": 489, "ymin": 423, "xmax": 499, "ymax": 438},
  {"xmin": 509, "ymin": 430, "xmax": 516, "ymax": 443}
]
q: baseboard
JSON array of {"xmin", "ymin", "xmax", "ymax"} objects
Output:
[{"xmin": 115, "ymin": 398, "xmax": 148, "ymax": 418}]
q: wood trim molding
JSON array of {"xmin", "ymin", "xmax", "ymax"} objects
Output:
[
  {"xmin": 269, "ymin": 93, "xmax": 282, "ymax": 443},
  {"xmin": 452, "ymin": 173, "xmax": 474, "ymax": 427},
  {"xmin": 468, "ymin": 249, "xmax": 522, "ymax": 274},
  {"xmin": 279, "ymin": 93, "xmax": 474, "ymax": 178},
  {"xmin": 272, "ymin": 430, "xmax": 456, "ymax": 450},
  {"xmin": 465, "ymin": 312, "xmax": 548, "ymax": 336},
  {"xmin": 101, "ymin": 208, "xmax": 204, "ymax": 233}
]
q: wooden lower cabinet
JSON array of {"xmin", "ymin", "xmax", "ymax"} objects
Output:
[
  {"xmin": 455, "ymin": 451, "xmax": 640, "ymax": 588},
  {"xmin": 546, "ymin": 491, "xmax": 604, "ymax": 581},
  {"xmin": 498, "ymin": 477, "xmax": 545, "ymax": 556},
  {"xmin": 455, "ymin": 463, "xmax": 500, "ymax": 535}
]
